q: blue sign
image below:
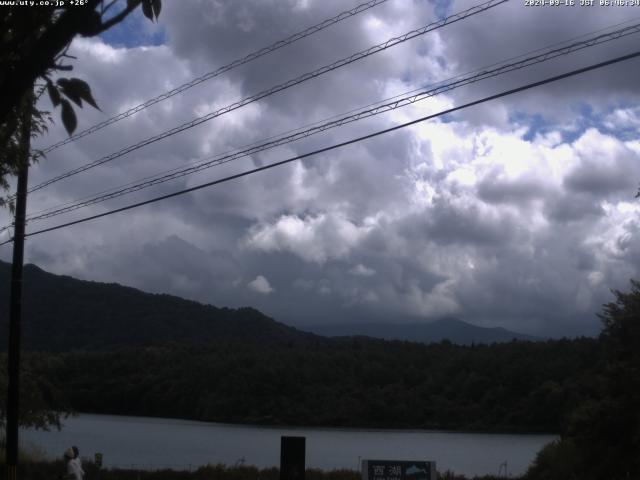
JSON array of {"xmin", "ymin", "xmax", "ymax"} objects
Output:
[{"xmin": 362, "ymin": 460, "xmax": 436, "ymax": 480}]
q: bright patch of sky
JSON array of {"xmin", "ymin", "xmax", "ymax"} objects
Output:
[
  {"xmin": 431, "ymin": 0, "xmax": 453, "ymax": 19},
  {"xmin": 99, "ymin": 8, "xmax": 166, "ymax": 48},
  {"xmin": 510, "ymin": 112, "xmax": 549, "ymax": 142},
  {"xmin": 558, "ymin": 103, "xmax": 640, "ymax": 144}
]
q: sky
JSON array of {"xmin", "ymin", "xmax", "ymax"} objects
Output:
[{"xmin": 2, "ymin": 0, "xmax": 640, "ymax": 337}]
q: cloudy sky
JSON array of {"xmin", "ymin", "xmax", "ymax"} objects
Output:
[{"xmin": 2, "ymin": 0, "xmax": 640, "ymax": 337}]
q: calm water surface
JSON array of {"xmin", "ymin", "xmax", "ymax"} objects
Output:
[{"xmin": 22, "ymin": 414, "xmax": 554, "ymax": 477}]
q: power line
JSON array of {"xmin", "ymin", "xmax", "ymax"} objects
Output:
[
  {"xmin": 40, "ymin": 0, "xmax": 391, "ymax": 154},
  {"xmin": 4, "ymin": 17, "xmax": 636, "ymax": 232},
  {"xmin": 19, "ymin": 21, "xmax": 640, "ymax": 225},
  {"xmin": 25, "ymin": 15, "xmax": 640, "ymax": 222},
  {"xmin": 27, "ymin": 0, "xmax": 508, "ymax": 195},
  {"xmin": 1, "ymin": 49, "xmax": 636, "ymax": 245}
]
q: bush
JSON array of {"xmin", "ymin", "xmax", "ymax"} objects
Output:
[{"xmin": 524, "ymin": 439, "xmax": 580, "ymax": 480}]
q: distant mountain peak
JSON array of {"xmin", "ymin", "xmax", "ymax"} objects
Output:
[{"xmin": 305, "ymin": 317, "xmax": 539, "ymax": 345}]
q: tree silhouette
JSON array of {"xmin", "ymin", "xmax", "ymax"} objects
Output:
[
  {"xmin": 0, "ymin": 0, "xmax": 161, "ymax": 205},
  {"xmin": 527, "ymin": 280, "xmax": 640, "ymax": 479}
]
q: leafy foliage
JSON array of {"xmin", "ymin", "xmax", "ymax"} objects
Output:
[
  {"xmin": 523, "ymin": 439, "xmax": 581, "ymax": 480},
  {"xmin": 0, "ymin": 95, "xmax": 49, "ymax": 211},
  {"xmin": 140, "ymin": 0, "xmax": 162, "ymax": 22},
  {"xmin": 59, "ymin": 98, "xmax": 77, "ymax": 137},
  {"xmin": 0, "ymin": 353, "xmax": 70, "ymax": 431},
  {"xmin": 526, "ymin": 280, "xmax": 640, "ymax": 479},
  {"xmin": 50, "ymin": 76, "xmax": 100, "ymax": 134},
  {"xmin": 0, "ymin": 0, "xmax": 161, "ymax": 203}
]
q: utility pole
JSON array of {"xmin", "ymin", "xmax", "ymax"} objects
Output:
[{"xmin": 5, "ymin": 93, "xmax": 32, "ymax": 480}]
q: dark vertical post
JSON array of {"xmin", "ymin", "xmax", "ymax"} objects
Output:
[
  {"xmin": 5, "ymin": 94, "xmax": 32, "ymax": 480},
  {"xmin": 280, "ymin": 436, "xmax": 305, "ymax": 480}
]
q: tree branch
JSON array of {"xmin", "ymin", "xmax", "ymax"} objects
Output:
[
  {"xmin": 0, "ymin": 0, "xmax": 142, "ymax": 125},
  {"xmin": 101, "ymin": 0, "xmax": 120, "ymax": 16},
  {"xmin": 96, "ymin": 0, "xmax": 142, "ymax": 34}
]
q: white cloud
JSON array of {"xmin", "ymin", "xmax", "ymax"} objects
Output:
[
  {"xmin": 349, "ymin": 264, "xmax": 376, "ymax": 277},
  {"xmin": 244, "ymin": 213, "xmax": 371, "ymax": 264},
  {"xmin": 248, "ymin": 275, "xmax": 274, "ymax": 294},
  {"xmin": 603, "ymin": 107, "xmax": 640, "ymax": 131}
]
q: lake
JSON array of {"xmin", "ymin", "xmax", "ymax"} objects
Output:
[{"xmin": 22, "ymin": 414, "xmax": 554, "ymax": 477}]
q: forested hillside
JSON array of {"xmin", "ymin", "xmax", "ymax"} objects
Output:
[
  {"xmin": 0, "ymin": 262, "xmax": 319, "ymax": 351},
  {"xmin": 18, "ymin": 336, "xmax": 599, "ymax": 433}
]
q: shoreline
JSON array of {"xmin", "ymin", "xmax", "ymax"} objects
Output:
[{"xmin": 56, "ymin": 411, "xmax": 559, "ymax": 437}]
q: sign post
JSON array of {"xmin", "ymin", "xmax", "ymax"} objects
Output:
[
  {"xmin": 280, "ymin": 436, "xmax": 305, "ymax": 480},
  {"xmin": 362, "ymin": 460, "xmax": 436, "ymax": 480},
  {"xmin": 95, "ymin": 452, "xmax": 103, "ymax": 480}
]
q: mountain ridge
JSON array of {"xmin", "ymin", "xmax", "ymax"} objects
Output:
[
  {"xmin": 1, "ymin": 260, "xmax": 538, "ymax": 351},
  {"xmin": 305, "ymin": 317, "xmax": 539, "ymax": 344},
  {"xmin": 0, "ymin": 261, "xmax": 320, "ymax": 351}
]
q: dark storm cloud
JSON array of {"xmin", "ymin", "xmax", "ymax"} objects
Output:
[
  {"xmin": 400, "ymin": 196, "xmax": 516, "ymax": 247},
  {"xmin": 613, "ymin": 220, "xmax": 640, "ymax": 267},
  {"xmin": 439, "ymin": 1, "xmax": 640, "ymax": 127},
  {"xmin": 564, "ymin": 154, "xmax": 638, "ymax": 196},
  {"xmin": 158, "ymin": 0, "xmax": 448, "ymax": 136},
  {"xmin": 448, "ymin": 228, "xmax": 606, "ymax": 336},
  {"xmin": 477, "ymin": 174, "xmax": 547, "ymax": 205},
  {"xmin": 556, "ymin": 129, "xmax": 640, "ymax": 220},
  {"xmin": 544, "ymin": 192, "xmax": 605, "ymax": 224},
  {"xmin": 27, "ymin": 233, "xmax": 244, "ymax": 308}
]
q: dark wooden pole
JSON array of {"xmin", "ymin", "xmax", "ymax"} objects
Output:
[{"xmin": 5, "ymin": 94, "xmax": 32, "ymax": 480}]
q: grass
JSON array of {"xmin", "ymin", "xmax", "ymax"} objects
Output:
[
  {"xmin": 0, "ymin": 442, "xmax": 49, "ymax": 464},
  {"xmin": 0, "ymin": 460, "xmax": 520, "ymax": 480}
]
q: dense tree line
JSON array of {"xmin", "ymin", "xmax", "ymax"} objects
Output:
[
  {"xmin": 18, "ymin": 337, "xmax": 599, "ymax": 433},
  {"xmin": 525, "ymin": 280, "xmax": 640, "ymax": 479}
]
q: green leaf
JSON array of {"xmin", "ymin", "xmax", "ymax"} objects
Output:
[
  {"xmin": 56, "ymin": 77, "xmax": 99, "ymax": 110},
  {"xmin": 57, "ymin": 78, "xmax": 83, "ymax": 107},
  {"xmin": 46, "ymin": 80, "xmax": 61, "ymax": 107},
  {"xmin": 151, "ymin": 0, "xmax": 161, "ymax": 19},
  {"xmin": 60, "ymin": 99, "xmax": 77, "ymax": 136},
  {"xmin": 68, "ymin": 78, "xmax": 99, "ymax": 110},
  {"xmin": 142, "ymin": 0, "xmax": 154, "ymax": 21}
]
